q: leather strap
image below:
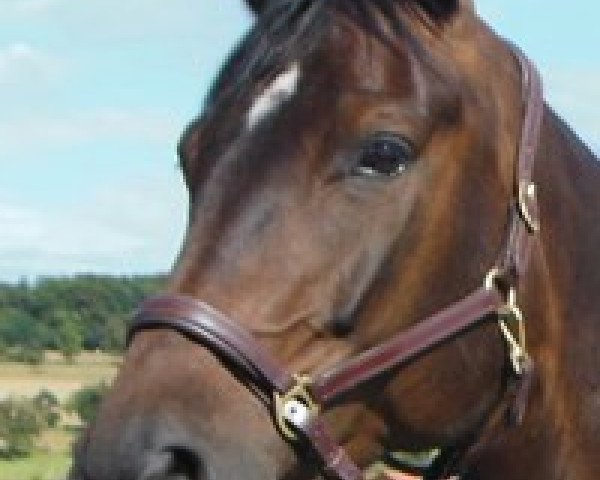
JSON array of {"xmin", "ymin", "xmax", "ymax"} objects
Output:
[
  {"xmin": 500, "ymin": 47, "xmax": 543, "ymax": 280},
  {"xmin": 129, "ymin": 295, "xmax": 295, "ymax": 395},
  {"xmin": 312, "ymin": 287, "xmax": 503, "ymax": 405},
  {"xmin": 299, "ymin": 417, "xmax": 363, "ymax": 480},
  {"xmin": 129, "ymin": 295, "xmax": 361, "ymax": 480},
  {"xmin": 128, "ymin": 46, "xmax": 544, "ymax": 480}
]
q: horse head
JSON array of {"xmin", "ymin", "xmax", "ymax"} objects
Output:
[{"xmin": 70, "ymin": 1, "xmax": 600, "ymax": 479}]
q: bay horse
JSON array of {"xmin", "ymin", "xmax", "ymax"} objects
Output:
[{"xmin": 69, "ymin": 1, "xmax": 600, "ymax": 479}]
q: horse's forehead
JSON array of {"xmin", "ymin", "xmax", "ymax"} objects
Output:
[
  {"xmin": 329, "ymin": 11, "xmax": 418, "ymax": 90},
  {"xmin": 242, "ymin": 27, "xmax": 419, "ymax": 130}
]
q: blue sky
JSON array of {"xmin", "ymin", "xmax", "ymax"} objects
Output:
[{"xmin": 1, "ymin": 0, "xmax": 598, "ymax": 281}]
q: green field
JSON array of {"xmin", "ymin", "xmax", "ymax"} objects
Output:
[
  {"xmin": 0, "ymin": 451, "xmax": 71, "ymax": 480},
  {"xmin": 0, "ymin": 352, "xmax": 120, "ymax": 480},
  {"xmin": 0, "ymin": 351, "xmax": 120, "ymax": 402}
]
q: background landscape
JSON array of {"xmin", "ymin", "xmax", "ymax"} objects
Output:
[
  {"xmin": 1, "ymin": 1, "xmax": 599, "ymax": 479},
  {"xmin": 0, "ymin": 276, "xmax": 160, "ymax": 479}
]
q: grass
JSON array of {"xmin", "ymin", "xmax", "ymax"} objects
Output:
[
  {"xmin": 0, "ymin": 451, "xmax": 71, "ymax": 480},
  {"xmin": 36, "ymin": 428, "xmax": 75, "ymax": 454},
  {"xmin": 0, "ymin": 352, "xmax": 120, "ymax": 480},
  {"xmin": 0, "ymin": 351, "xmax": 120, "ymax": 401}
]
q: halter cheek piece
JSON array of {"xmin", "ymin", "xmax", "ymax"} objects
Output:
[{"xmin": 128, "ymin": 47, "xmax": 543, "ymax": 480}]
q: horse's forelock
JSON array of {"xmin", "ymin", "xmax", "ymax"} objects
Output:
[{"xmin": 218, "ymin": 0, "xmax": 457, "ymax": 96}]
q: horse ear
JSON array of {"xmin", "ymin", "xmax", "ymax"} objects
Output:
[{"xmin": 244, "ymin": 0, "xmax": 269, "ymax": 15}]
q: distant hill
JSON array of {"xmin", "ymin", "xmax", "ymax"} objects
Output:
[{"xmin": 0, "ymin": 275, "xmax": 164, "ymax": 356}]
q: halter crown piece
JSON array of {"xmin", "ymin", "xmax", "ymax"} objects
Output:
[{"xmin": 128, "ymin": 46, "xmax": 543, "ymax": 480}]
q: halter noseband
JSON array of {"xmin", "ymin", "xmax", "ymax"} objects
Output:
[{"xmin": 128, "ymin": 47, "xmax": 543, "ymax": 480}]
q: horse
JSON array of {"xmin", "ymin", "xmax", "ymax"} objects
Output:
[{"xmin": 68, "ymin": 1, "xmax": 600, "ymax": 479}]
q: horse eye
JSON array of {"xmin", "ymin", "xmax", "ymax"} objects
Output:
[{"xmin": 353, "ymin": 134, "xmax": 414, "ymax": 178}]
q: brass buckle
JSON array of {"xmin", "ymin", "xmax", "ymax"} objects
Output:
[
  {"xmin": 485, "ymin": 269, "xmax": 530, "ymax": 375},
  {"xmin": 274, "ymin": 375, "xmax": 319, "ymax": 441},
  {"xmin": 497, "ymin": 289, "xmax": 529, "ymax": 374},
  {"xmin": 518, "ymin": 181, "xmax": 540, "ymax": 233}
]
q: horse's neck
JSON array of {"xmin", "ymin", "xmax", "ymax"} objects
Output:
[
  {"xmin": 536, "ymin": 106, "xmax": 600, "ymax": 329},
  {"xmin": 474, "ymin": 107, "xmax": 600, "ymax": 480},
  {"xmin": 537, "ymin": 108, "xmax": 600, "ymax": 478}
]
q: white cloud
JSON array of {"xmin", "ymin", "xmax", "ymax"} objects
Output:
[
  {"xmin": 0, "ymin": 201, "xmax": 145, "ymax": 280},
  {"xmin": 2, "ymin": 0, "xmax": 64, "ymax": 16},
  {"xmin": 0, "ymin": 174, "xmax": 187, "ymax": 280},
  {"xmin": 0, "ymin": 108, "xmax": 180, "ymax": 154},
  {"xmin": 2, "ymin": 0, "xmax": 247, "ymax": 44},
  {"xmin": 0, "ymin": 201, "xmax": 142, "ymax": 257},
  {"xmin": 0, "ymin": 42, "xmax": 63, "ymax": 85},
  {"xmin": 13, "ymin": 0, "xmax": 63, "ymax": 14}
]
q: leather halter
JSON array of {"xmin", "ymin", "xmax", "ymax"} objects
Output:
[{"xmin": 128, "ymin": 48, "xmax": 543, "ymax": 480}]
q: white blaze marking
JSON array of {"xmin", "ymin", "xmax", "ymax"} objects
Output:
[{"xmin": 247, "ymin": 63, "xmax": 301, "ymax": 128}]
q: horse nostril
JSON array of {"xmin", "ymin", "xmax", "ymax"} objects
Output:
[
  {"xmin": 164, "ymin": 446, "xmax": 207, "ymax": 480},
  {"xmin": 141, "ymin": 445, "xmax": 207, "ymax": 480}
]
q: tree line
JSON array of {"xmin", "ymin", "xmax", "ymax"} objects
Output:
[{"xmin": 0, "ymin": 275, "xmax": 163, "ymax": 359}]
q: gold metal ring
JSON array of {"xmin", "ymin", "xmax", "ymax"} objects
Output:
[
  {"xmin": 485, "ymin": 269, "xmax": 529, "ymax": 375},
  {"xmin": 274, "ymin": 375, "xmax": 319, "ymax": 441},
  {"xmin": 484, "ymin": 267, "xmax": 503, "ymax": 292},
  {"xmin": 518, "ymin": 181, "xmax": 540, "ymax": 233},
  {"xmin": 498, "ymin": 300, "xmax": 528, "ymax": 375}
]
